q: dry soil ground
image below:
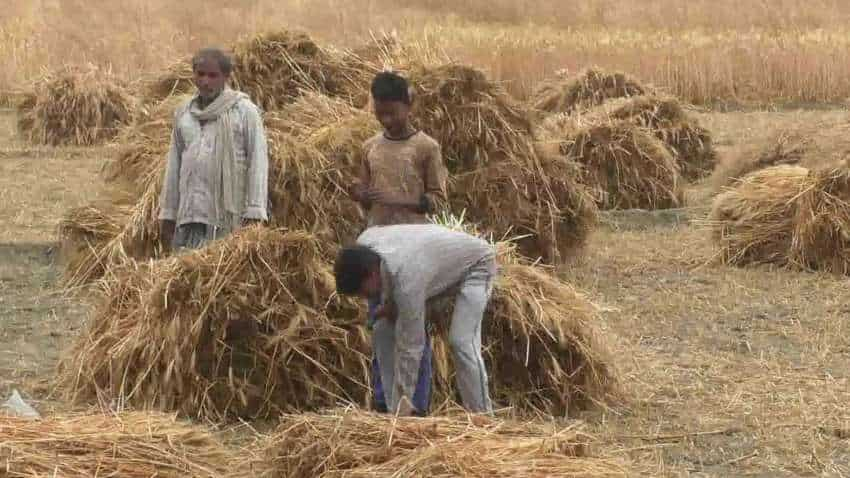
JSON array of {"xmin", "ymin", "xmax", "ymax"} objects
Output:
[{"xmin": 0, "ymin": 108, "xmax": 847, "ymax": 477}]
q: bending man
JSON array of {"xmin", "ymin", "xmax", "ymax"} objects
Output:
[{"xmin": 334, "ymin": 224, "xmax": 497, "ymax": 415}]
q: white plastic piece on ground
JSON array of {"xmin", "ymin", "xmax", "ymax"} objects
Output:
[{"xmin": 2, "ymin": 389, "xmax": 41, "ymax": 419}]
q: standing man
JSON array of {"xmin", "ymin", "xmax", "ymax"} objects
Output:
[
  {"xmin": 159, "ymin": 47, "xmax": 269, "ymax": 251},
  {"xmin": 334, "ymin": 224, "xmax": 497, "ymax": 416},
  {"xmin": 350, "ymin": 71, "xmax": 449, "ymax": 415}
]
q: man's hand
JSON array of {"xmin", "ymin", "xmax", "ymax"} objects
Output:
[
  {"xmin": 160, "ymin": 220, "xmax": 176, "ymax": 252},
  {"xmin": 373, "ymin": 302, "xmax": 397, "ymax": 322}
]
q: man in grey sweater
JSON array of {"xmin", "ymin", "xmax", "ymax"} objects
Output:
[{"xmin": 334, "ymin": 224, "xmax": 498, "ymax": 415}]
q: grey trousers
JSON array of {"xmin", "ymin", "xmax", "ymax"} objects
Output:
[
  {"xmin": 172, "ymin": 223, "xmax": 230, "ymax": 251},
  {"xmin": 373, "ymin": 255, "xmax": 497, "ymax": 413}
]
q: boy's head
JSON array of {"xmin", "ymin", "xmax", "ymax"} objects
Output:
[
  {"xmin": 192, "ymin": 47, "xmax": 232, "ymax": 101},
  {"xmin": 334, "ymin": 245, "xmax": 383, "ymax": 298},
  {"xmin": 371, "ymin": 72, "xmax": 412, "ymax": 137}
]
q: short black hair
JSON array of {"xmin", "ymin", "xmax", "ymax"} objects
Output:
[
  {"xmin": 371, "ymin": 71, "xmax": 411, "ymax": 104},
  {"xmin": 334, "ymin": 245, "xmax": 382, "ymax": 295},
  {"xmin": 192, "ymin": 47, "xmax": 233, "ymax": 76}
]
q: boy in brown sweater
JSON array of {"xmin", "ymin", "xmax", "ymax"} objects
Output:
[{"xmin": 351, "ymin": 72, "xmax": 448, "ymax": 415}]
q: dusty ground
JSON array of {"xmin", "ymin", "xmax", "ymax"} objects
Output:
[{"xmin": 0, "ymin": 107, "xmax": 848, "ymax": 476}]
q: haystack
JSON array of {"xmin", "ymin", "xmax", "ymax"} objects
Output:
[
  {"xmin": 789, "ymin": 165, "xmax": 850, "ymax": 274},
  {"xmin": 142, "ymin": 59, "xmax": 195, "ymax": 105},
  {"xmin": 232, "ymin": 30, "xmax": 371, "ymax": 111},
  {"xmin": 17, "ymin": 67, "xmax": 136, "ymax": 146},
  {"xmin": 708, "ymin": 165, "xmax": 809, "ymax": 266},
  {"xmin": 0, "ymin": 411, "xmax": 230, "ymax": 477},
  {"xmin": 711, "ymin": 130, "xmax": 810, "ymax": 189},
  {"xmin": 406, "ymin": 63, "xmax": 597, "ymax": 260},
  {"xmin": 58, "ymin": 227, "xmax": 370, "ymax": 421},
  {"xmin": 556, "ymin": 119, "xmax": 684, "ymax": 210},
  {"xmin": 451, "ymin": 145, "xmax": 598, "ymax": 262},
  {"xmin": 407, "ymin": 63, "xmax": 535, "ymax": 173},
  {"xmin": 241, "ymin": 409, "xmax": 627, "ymax": 477},
  {"xmin": 531, "ymin": 68, "xmax": 647, "ymax": 114},
  {"xmin": 59, "ymin": 198, "xmax": 133, "ymax": 287},
  {"xmin": 595, "ymin": 95, "xmax": 716, "ymax": 180},
  {"xmin": 431, "ymin": 260, "xmax": 619, "ymax": 415},
  {"xmin": 265, "ymin": 93, "xmax": 379, "ymax": 247}
]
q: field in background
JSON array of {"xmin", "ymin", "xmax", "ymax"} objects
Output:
[{"xmin": 4, "ymin": 0, "xmax": 850, "ymax": 106}]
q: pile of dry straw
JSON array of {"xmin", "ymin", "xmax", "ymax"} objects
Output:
[
  {"xmin": 531, "ymin": 67, "xmax": 647, "ymax": 114},
  {"xmin": 0, "ymin": 411, "xmax": 230, "ymax": 477},
  {"xmin": 544, "ymin": 114, "xmax": 683, "ymax": 210},
  {"xmin": 709, "ymin": 163, "xmax": 850, "ymax": 274},
  {"xmin": 239, "ymin": 408, "xmax": 627, "ymax": 477},
  {"xmin": 59, "ymin": 226, "xmax": 619, "ymax": 421},
  {"xmin": 17, "ymin": 66, "xmax": 136, "ymax": 146}
]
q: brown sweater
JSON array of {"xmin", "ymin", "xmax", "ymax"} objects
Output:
[{"xmin": 355, "ymin": 131, "xmax": 448, "ymax": 227}]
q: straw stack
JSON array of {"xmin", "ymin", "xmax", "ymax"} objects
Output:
[
  {"xmin": 554, "ymin": 118, "xmax": 684, "ymax": 210},
  {"xmin": 709, "ymin": 165, "xmax": 809, "ymax": 267},
  {"xmin": 531, "ymin": 67, "xmax": 647, "ymax": 114},
  {"xmin": 142, "ymin": 59, "xmax": 195, "ymax": 105},
  {"xmin": 597, "ymin": 95, "xmax": 716, "ymax": 180},
  {"xmin": 17, "ymin": 66, "xmax": 136, "ymax": 146},
  {"xmin": 57, "ymin": 227, "xmax": 370, "ymax": 421},
  {"xmin": 0, "ymin": 411, "xmax": 230, "ymax": 477}
]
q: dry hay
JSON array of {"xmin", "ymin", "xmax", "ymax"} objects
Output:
[
  {"xmin": 58, "ymin": 227, "xmax": 370, "ymax": 421},
  {"xmin": 556, "ymin": 119, "xmax": 684, "ymax": 210},
  {"xmin": 451, "ymin": 144, "xmax": 598, "ymax": 263},
  {"xmin": 789, "ymin": 165, "xmax": 850, "ymax": 274},
  {"xmin": 531, "ymin": 67, "xmax": 648, "ymax": 115},
  {"xmin": 17, "ymin": 66, "xmax": 137, "ymax": 146},
  {"xmin": 594, "ymin": 95, "xmax": 716, "ymax": 180},
  {"xmin": 241, "ymin": 408, "xmax": 627, "ymax": 477},
  {"xmin": 711, "ymin": 130, "xmax": 811, "ymax": 190},
  {"xmin": 142, "ymin": 59, "xmax": 195, "ymax": 105},
  {"xmin": 266, "ymin": 92, "xmax": 379, "ymax": 248},
  {"xmin": 59, "ymin": 198, "xmax": 134, "ymax": 287},
  {"xmin": 430, "ymin": 256, "xmax": 620, "ymax": 416},
  {"xmin": 231, "ymin": 30, "xmax": 371, "ymax": 111},
  {"xmin": 407, "ymin": 63, "xmax": 535, "ymax": 173},
  {"xmin": 0, "ymin": 411, "xmax": 230, "ymax": 477},
  {"xmin": 708, "ymin": 165, "xmax": 809, "ymax": 267}
]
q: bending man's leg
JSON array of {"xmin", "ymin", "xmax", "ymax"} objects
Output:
[{"xmin": 448, "ymin": 258, "xmax": 496, "ymax": 413}]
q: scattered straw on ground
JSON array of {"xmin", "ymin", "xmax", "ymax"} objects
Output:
[
  {"xmin": 554, "ymin": 118, "xmax": 684, "ymax": 210},
  {"xmin": 0, "ymin": 411, "xmax": 230, "ymax": 477},
  {"xmin": 17, "ymin": 66, "xmax": 136, "ymax": 146},
  {"xmin": 531, "ymin": 68, "xmax": 647, "ymax": 115},
  {"xmin": 239, "ymin": 408, "xmax": 627, "ymax": 478},
  {"xmin": 57, "ymin": 227, "xmax": 369, "ymax": 421}
]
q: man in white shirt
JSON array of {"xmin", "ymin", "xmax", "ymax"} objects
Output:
[
  {"xmin": 334, "ymin": 224, "xmax": 498, "ymax": 415},
  {"xmin": 159, "ymin": 47, "xmax": 269, "ymax": 250}
]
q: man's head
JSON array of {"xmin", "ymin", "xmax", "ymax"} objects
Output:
[
  {"xmin": 191, "ymin": 48, "xmax": 232, "ymax": 101},
  {"xmin": 334, "ymin": 245, "xmax": 383, "ymax": 298},
  {"xmin": 371, "ymin": 72, "xmax": 412, "ymax": 137}
]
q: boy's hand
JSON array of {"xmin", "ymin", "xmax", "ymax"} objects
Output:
[{"xmin": 373, "ymin": 303, "xmax": 397, "ymax": 321}]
